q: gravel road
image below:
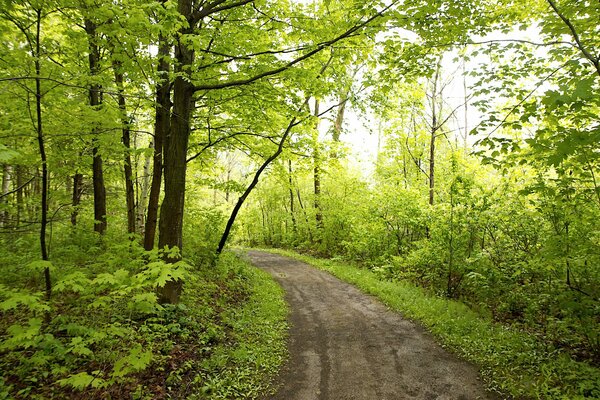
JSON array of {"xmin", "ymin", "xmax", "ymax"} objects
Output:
[{"xmin": 244, "ymin": 250, "xmax": 498, "ymax": 400}]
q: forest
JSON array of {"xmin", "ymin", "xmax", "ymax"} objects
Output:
[{"xmin": 0, "ymin": 0, "xmax": 599, "ymax": 398}]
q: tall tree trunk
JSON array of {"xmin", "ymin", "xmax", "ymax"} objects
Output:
[
  {"xmin": 85, "ymin": 18, "xmax": 107, "ymax": 234},
  {"xmin": 137, "ymin": 145, "xmax": 151, "ymax": 235},
  {"xmin": 331, "ymin": 92, "xmax": 347, "ymax": 159},
  {"xmin": 429, "ymin": 59, "xmax": 441, "ymax": 207},
  {"xmin": 112, "ymin": 59, "xmax": 136, "ymax": 235},
  {"xmin": 332, "ymin": 94, "xmax": 346, "ymax": 144},
  {"xmin": 288, "ymin": 159, "xmax": 297, "ymax": 235},
  {"xmin": 157, "ymin": 0, "xmax": 194, "ymax": 304},
  {"xmin": 145, "ymin": 32, "xmax": 170, "ymax": 250},
  {"xmin": 33, "ymin": 8, "xmax": 51, "ymax": 300},
  {"xmin": 297, "ymin": 188, "xmax": 313, "ymax": 242},
  {"xmin": 71, "ymin": 173, "xmax": 83, "ymax": 226},
  {"xmin": 1, "ymin": 165, "xmax": 11, "ymax": 227},
  {"xmin": 16, "ymin": 165, "xmax": 23, "ymax": 227},
  {"xmin": 313, "ymin": 98, "xmax": 323, "ymax": 238},
  {"xmin": 429, "ymin": 130, "xmax": 436, "ymax": 206}
]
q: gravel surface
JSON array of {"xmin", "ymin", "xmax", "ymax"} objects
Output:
[{"xmin": 244, "ymin": 250, "xmax": 499, "ymax": 400}]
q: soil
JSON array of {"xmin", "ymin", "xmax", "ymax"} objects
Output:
[{"xmin": 244, "ymin": 250, "xmax": 499, "ymax": 400}]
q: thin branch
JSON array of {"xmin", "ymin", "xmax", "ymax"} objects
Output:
[
  {"xmin": 477, "ymin": 60, "xmax": 571, "ymax": 141},
  {"xmin": 193, "ymin": 1, "xmax": 398, "ymax": 92},
  {"xmin": 0, "ymin": 176, "xmax": 35, "ymax": 199},
  {"xmin": 546, "ymin": 0, "xmax": 600, "ymax": 77},
  {"xmin": 191, "ymin": 0, "xmax": 253, "ymax": 24}
]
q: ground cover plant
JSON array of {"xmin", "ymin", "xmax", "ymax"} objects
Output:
[{"xmin": 0, "ymin": 230, "xmax": 286, "ymax": 399}]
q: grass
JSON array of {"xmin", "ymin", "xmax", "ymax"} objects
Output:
[
  {"xmin": 188, "ymin": 252, "xmax": 288, "ymax": 399},
  {"xmin": 264, "ymin": 248, "xmax": 600, "ymax": 400}
]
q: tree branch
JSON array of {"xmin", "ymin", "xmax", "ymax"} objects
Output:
[
  {"xmin": 190, "ymin": 0, "xmax": 253, "ymax": 24},
  {"xmin": 193, "ymin": 1, "xmax": 397, "ymax": 91},
  {"xmin": 546, "ymin": 0, "xmax": 600, "ymax": 77}
]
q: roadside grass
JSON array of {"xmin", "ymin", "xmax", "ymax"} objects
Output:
[
  {"xmin": 190, "ymin": 252, "xmax": 288, "ymax": 399},
  {"xmin": 265, "ymin": 248, "xmax": 600, "ymax": 400}
]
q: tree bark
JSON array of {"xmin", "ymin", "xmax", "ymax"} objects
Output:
[
  {"xmin": 288, "ymin": 159, "xmax": 297, "ymax": 235},
  {"xmin": 33, "ymin": 8, "xmax": 51, "ymax": 300},
  {"xmin": 112, "ymin": 59, "xmax": 136, "ymax": 235},
  {"xmin": 145, "ymin": 32, "xmax": 170, "ymax": 250},
  {"xmin": 71, "ymin": 173, "xmax": 83, "ymax": 226},
  {"xmin": 429, "ymin": 59, "xmax": 441, "ymax": 206},
  {"xmin": 16, "ymin": 165, "xmax": 23, "ymax": 227},
  {"xmin": 157, "ymin": 0, "xmax": 194, "ymax": 304},
  {"xmin": 137, "ymin": 144, "xmax": 152, "ymax": 235},
  {"xmin": 1, "ymin": 164, "xmax": 11, "ymax": 227},
  {"xmin": 313, "ymin": 98, "xmax": 323, "ymax": 237},
  {"xmin": 85, "ymin": 18, "xmax": 107, "ymax": 234}
]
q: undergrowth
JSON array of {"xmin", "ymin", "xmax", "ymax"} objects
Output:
[
  {"xmin": 0, "ymin": 230, "xmax": 287, "ymax": 399},
  {"xmin": 266, "ymin": 248, "xmax": 600, "ymax": 400}
]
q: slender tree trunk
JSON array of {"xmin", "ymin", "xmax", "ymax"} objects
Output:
[
  {"xmin": 332, "ymin": 94, "xmax": 346, "ymax": 144},
  {"xmin": 33, "ymin": 8, "xmax": 51, "ymax": 300},
  {"xmin": 145, "ymin": 33, "xmax": 170, "ymax": 250},
  {"xmin": 112, "ymin": 59, "xmax": 136, "ymax": 234},
  {"xmin": 288, "ymin": 159, "xmax": 297, "ymax": 235},
  {"xmin": 1, "ymin": 165, "xmax": 11, "ymax": 227},
  {"xmin": 71, "ymin": 173, "xmax": 83, "ymax": 226},
  {"xmin": 429, "ymin": 59, "xmax": 441, "ymax": 206},
  {"xmin": 85, "ymin": 18, "xmax": 107, "ymax": 234},
  {"xmin": 137, "ymin": 146, "xmax": 151, "ymax": 235},
  {"xmin": 429, "ymin": 130, "xmax": 436, "ymax": 206},
  {"xmin": 313, "ymin": 98, "xmax": 323, "ymax": 238},
  {"xmin": 331, "ymin": 92, "xmax": 347, "ymax": 159},
  {"xmin": 216, "ymin": 104, "xmax": 305, "ymax": 255},
  {"xmin": 462, "ymin": 57, "xmax": 469, "ymax": 151},
  {"xmin": 297, "ymin": 188, "xmax": 313, "ymax": 242},
  {"xmin": 16, "ymin": 165, "xmax": 23, "ymax": 227}
]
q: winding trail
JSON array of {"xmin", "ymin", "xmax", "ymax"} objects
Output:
[{"xmin": 244, "ymin": 250, "xmax": 498, "ymax": 400}]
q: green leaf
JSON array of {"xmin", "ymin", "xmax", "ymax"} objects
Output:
[
  {"xmin": 128, "ymin": 292, "xmax": 161, "ymax": 314},
  {"xmin": 0, "ymin": 144, "xmax": 19, "ymax": 162},
  {"xmin": 112, "ymin": 344, "xmax": 152, "ymax": 378},
  {"xmin": 27, "ymin": 260, "xmax": 54, "ymax": 273},
  {"xmin": 0, "ymin": 291, "xmax": 49, "ymax": 312},
  {"xmin": 1, "ymin": 318, "xmax": 43, "ymax": 350},
  {"xmin": 56, "ymin": 372, "xmax": 106, "ymax": 390},
  {"xmin": 67, "ymin": 337, "xmax": 93, "ymax": 357}
]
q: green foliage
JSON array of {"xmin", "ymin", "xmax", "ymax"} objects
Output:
[{"xmin": 0, "ymin": 230, "xmax": 286, "ymax": 399}]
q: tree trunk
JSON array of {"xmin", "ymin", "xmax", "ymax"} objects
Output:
[
  {"xmin": 71, "ymin": 173, "xmax": 83, "ymax": 226},
  {"xmin": 16, "ymin": 165, "xmax": 23, "ymax": 227},
  {"xmin": 313, "ymin": 98, "xmax": 323, "ymax": 238},
  {"xmin": 85, "ymin": 18, "xmax": 107, "ymax": 234},
  {"xmin": 288, "ymin": 159, "xmax": 297, "ymax": 235},
  {"xmin": 429, "ymin": 129, "xmax": 436, "ymax": 206},
  {"xmin": 1, "ymin": 164, "xmax": 11, "ymax": 227},
  {"xmin": 144, "ymin": 32, "xmax": 170, "ymax": 250},
  {"xmin": 429, "ymin": 58, "xmax": 441, "ymax": 206},
  {"xmin": 112, "ymin": 59, "xmax": 136, "ymax": 235},
  {"xmin": 157, "ymin": 0, "xmax": 194, "ymax": 304},
  {"xmin": 33, "ymin": 8, "xmax": 51, "ymax": 300},
  {"xmin": 137, "ymin": 144, "xmax": 152, "ymax": 235},
  {"xmin": 216, "ymin": 105, "xmax": 304, "ymax": 255}
]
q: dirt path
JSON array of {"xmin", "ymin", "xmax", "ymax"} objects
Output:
[{"xmin": 244, "ymin": 250, "xmax": 498, "ymax": 400}]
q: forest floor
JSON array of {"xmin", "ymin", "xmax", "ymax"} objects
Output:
[{"xmin": 244, "ymin": 250, "xmax": 498, "ymax": 400}]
